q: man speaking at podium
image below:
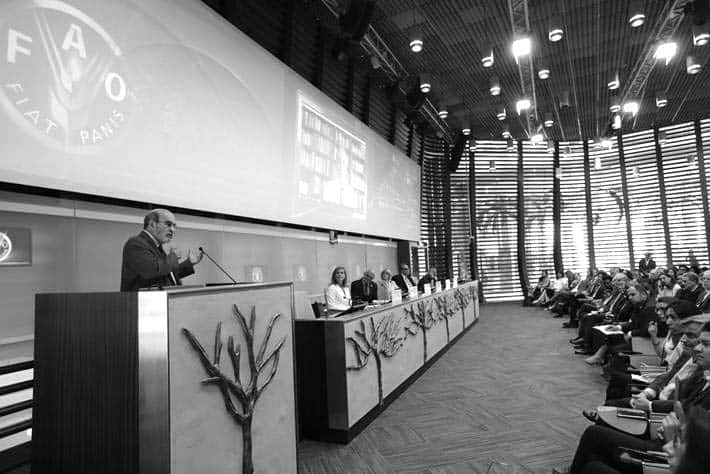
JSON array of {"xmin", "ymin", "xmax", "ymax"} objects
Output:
[{"xmin": 120, "ymin": 209, "xmax": 203, "ymax": 291}]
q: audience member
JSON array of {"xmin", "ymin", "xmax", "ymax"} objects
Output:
[{"xmin": 676, "ymin": 272, "xmax": 704, "ymax": 304}]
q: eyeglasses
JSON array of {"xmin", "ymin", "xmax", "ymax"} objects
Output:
[{"xmin": 158, "ymin": 220, "xmax": 177, "ymax": 229}]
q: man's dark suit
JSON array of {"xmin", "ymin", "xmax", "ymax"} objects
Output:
[
  {"xmin": 677, "ymin": 285, "xmax": 705, "ymax": 304},
  {"xmin": 638, "ymin": 257, "xmax": 656, "ymax": 274},
  {"xmin": 696, "ymin": 290, "xmax": 710, "ymax": 311},
  {"xmin": 120, "ymin": 231, "xmax": 194, "ymax": 291},
  {"xmin": 392, "ymin": 274, "xmax": 416, "ymax": 294},
  {"xmin": 417, "ymin": 274, "xmax": 436, "ymax": 293},
  {"xmin": 350, "ymin": 279, "xmax": 378, "ymax": 303}
]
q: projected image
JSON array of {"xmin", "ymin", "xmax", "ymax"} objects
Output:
[
  {"xmin": 0, "ymin": 0, "xmax": 132, "ymax": 153},
  {"xmin": 296, "ymin": 98, "xmax": 367, "ymax": 219}
]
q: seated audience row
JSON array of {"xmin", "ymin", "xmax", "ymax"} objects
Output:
[{"xmin": 528, "ymin": 257, "xmax": 710, "ymax": 472}]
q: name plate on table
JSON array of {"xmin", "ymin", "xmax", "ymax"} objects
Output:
[
  {"xmin": 444, "ymin": 279, "xmax": 451, "ymax": 290},
  {"xmin": 423, "ymin": 283, "xmax": 431, "ymax": 296},
  {"xmin": 391, "ymin": 288, "xmax": 402, "ymax": 305},
  {"xmin": 434, "ymin": 281, "xmax": 442, "ymax": 293}
]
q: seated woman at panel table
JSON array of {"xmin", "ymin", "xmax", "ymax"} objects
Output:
[
  {"xmin": 377, "ymin": 268, "xmax": 397, "ymax": 301},
  {"xmin": 325, "ymin": 266, "xmax": 352, "ymax": 312}
]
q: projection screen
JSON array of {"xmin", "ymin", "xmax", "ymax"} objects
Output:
[{"xmin": 0, "ymin": 0, "xmax": 421, "ymax": 241}]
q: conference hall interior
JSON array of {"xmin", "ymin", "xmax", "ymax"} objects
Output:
[{"xmin": 3, "ymin": 0, "xmax": 710, "ymax": 473}]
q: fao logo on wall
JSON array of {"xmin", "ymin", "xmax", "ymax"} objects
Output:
[
  {"xmin": 0, "ymin": 0, "xmax": 132, "ymax": 152},
  {"xmin": 0, "ymin": 228, "xmax": 31, "ymax": 266}
]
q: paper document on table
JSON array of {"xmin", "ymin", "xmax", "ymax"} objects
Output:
[
  {"xmin": 631, "ymin": 374, "xmax": 650, "ymax": 383},
  {"xmin": 595, "ymin": 324, "xmax": 623, "ymax": 335}
]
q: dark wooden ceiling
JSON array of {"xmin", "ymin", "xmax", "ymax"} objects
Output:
[{"xmin": 367, "ymin": 0, "xmax": 710, "ymax": 140}]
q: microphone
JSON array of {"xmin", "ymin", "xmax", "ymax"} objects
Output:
[{"xmin": 198, "ymin": 247, "xmax": 238, "ymax": 284}]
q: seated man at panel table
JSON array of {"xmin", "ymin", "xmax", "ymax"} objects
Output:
[
  {"xmin": 417, "ymin": 267, "xmax": 438, "ymax": 294},
  {"xmin": 350, "ymin": 269, "xmax": 378, "ymax": 304},
  {"xmin": 392, "ymin": 263, "xmax": 417, "ymax": 297},
  {"xmin": 120, "ymin": 209, "xmax": 203, "ymax": 291}
]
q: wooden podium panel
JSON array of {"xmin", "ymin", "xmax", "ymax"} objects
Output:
[{"xmin": 34, "ymin": 283, "xmax": 297, "ymax": 474}]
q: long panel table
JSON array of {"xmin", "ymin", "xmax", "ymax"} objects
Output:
[{"xmin": 296, "ymin": 281, "xmax": 479, "ymax": 442}]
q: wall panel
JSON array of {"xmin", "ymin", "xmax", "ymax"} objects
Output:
[
  {"xmin": 558, "ymin": 142, "xmax": 590, "ymax": 274},
  {"xmin": 521, "ymin": 142, "xmax": 554, "ymax": 280}
]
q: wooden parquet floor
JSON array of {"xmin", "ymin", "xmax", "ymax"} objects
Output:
[{"xmin": 297, "ymin": 302, "xmax": 608, "ymax": 474}]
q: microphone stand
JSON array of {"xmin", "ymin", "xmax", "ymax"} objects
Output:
[{"xmin": 198, "ymin": 247, "xmax": 238, "ymax": 284}]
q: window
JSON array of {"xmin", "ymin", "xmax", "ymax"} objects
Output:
[
  {"xmin": 558, "ymin": 142, "xmax": 590, "ymax": 274},
  {"xmin": 522, "ymin": 141, "xmax": 554, "ymax": 280}
]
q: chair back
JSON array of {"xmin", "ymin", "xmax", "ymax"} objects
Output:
[{"xmin": 311, "ymin": 301, "xmax": 327, "ymax": 319}]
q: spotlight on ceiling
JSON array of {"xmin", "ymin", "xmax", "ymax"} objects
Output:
[
  {"xmin": 608, "ymin": 71, "xmax": 620, "ymax": 90},
  {"xmin": 629, "ymin": 0, "xmax": 645, "ymax": 28},
  {"xmin": 438, "ymin": 105, "xmax": 448, "ymax": 119},
  {"xmin": 502, "ymin": 123, "xmax": 511, "ymax": 138},
  {"xmin": 693, "ymin": 24, "xmax": 710, "ymax": 46},
  {"xmin": 548, "ymin": 17, "xmax": 563, "ymax": 42},
  {"xmin": 538, "ymin": 67, "xmax": 550, "ymax": 80},
  {"xmin": 622, "ymin": 101, "xmax": 639, "ymax": 116},
  {"xmin": 612, "ymin": 114, "xmax": 622, "ymax": 130},
  {"xmin": 544, "ymin": 113, "xmax": 554, "ymax": 127},
  {"xmin": 481, "ymin": 45, "xmax": 494, "ymax": 67},
  {"xmin": 655, "ymin": 91, "xmax": 668, "ymax": 108},
  {"xmin": 516, "ymin": 98, "xmax": 531, "ymax": 115},
  {"xmin": 497, "ymin": 106, "xmax": 507, "ymax": 121},
  {"xmin": 654, "ymin": 41, "xmax": 677, "ymax": 65},
  {"xmin": 490, "ymin": 76, "xmax": 501, "ymax": 96},
  {"xmin": 506, "ymin": 137, "xmax": 515, "ymax": 152},
  {"xmin": 512, "ymin": 37, "xmax": 531, "ymax": 61},
  {"xmin": 419, "ymin": 73, "xmax": 431, "ymax": 93},
  {"xmin": 462, "ymin": 126, "xmax": 471, "ymax": 136},
  {"xmin": 687, "ymin": 55, "xmax": 701, "ymax": 74},
  {"xmin": 609, "ymin": 96, "xmax": 621, "ymax": 113},
  {"xmin": 409, "ymin": 37, "xmax": 423, "ymax": 53}
]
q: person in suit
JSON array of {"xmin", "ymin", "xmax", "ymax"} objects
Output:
[
  {"xmin": 417, "ymin": 267, "xmax": 438, "ymax": 293},
  {"xmin": 697, "ymin": 270, "xmax": 710, "ymax": 312},
  {"xmin": 556, "ymin": 321, "xmax": 710, "ymax": 474},
  {"xmin": 120, "ymin": 209, "xmax": 203, "ymax": 291},
  {"xmin": 351, "ymin": 269, "xmax": 378, "ymax": 304},
  {"xmin": 638, "ymin": 252, "xmax": 656, "ymax": 276},
  {"xmin": 392, "ymin": 264, "xmax": 417, "ymax": 296}
]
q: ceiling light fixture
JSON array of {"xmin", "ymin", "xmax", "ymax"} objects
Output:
[
  {"xmin": 608, "ymin": 71, "xmax": 620, "ymax": 90},
  {"xmin": 481, "ymin": 44, "xmax": 494, "ymax": 68},
  {"xmin": 612, "ymin": 114, "xmax": 622, "ymax": 130},
  {"xmin": 462, "ymin": 126, "xmax": 471, "ymax": 136},
  {"xmin": 502, "ymin": 123, "xmax": 511, "ymax": 138},
  {"xmin": 609, "ymin": 96, "xmax": 621, "ymax": 113},
  {"xmin": 512, "ymin": 37, "xmax": 531, "ymax": 62},
  {"xmin": 655, "ymin": 91, "xmax": 668, "ymax": 108},
  {"xmin": 409, "ymin": 37, "xmax": 423, "ymax": 53},
  {"xmin": 490, "ymin": 76, "xmax": 501, "ymax": 96},
  {"xmin": 654, "ymin": 41, "xmax": 677, "ymax": 65},
  {"xmin": 516, "ymin": 98, "xmax": 531, "ymax": 115},
  {"xmin": 548, "ymin": 16, "xmax": 563, "ymax": 42},
  {"xmin": 497, "ymin": 106, "xmax": 507, "ymax": 121},
  {"xmin": 622, "ymin": 101, "xmax": 639, "ymax": 116},
  {"xmin": 629, "ymin": 0, "xmax": 645, "ymax": 28},
  {"xmin": 538, "ymin": 67, "xmax": 550, "ymax": 79},
  {"xmin": 693, "ymin": 24, "xmax": 710, "ymax": 46},
  {"xmin": 438, "ymin": 106, "xmax": 448, "ymax": 119},
  {"xmin": 419, "ymin": 73, "xmax": 431, "ymax": 93},
  {"xmin": 687, "ymin": 55, "xmax": 701, "ymax": 74},
  {"xmin": 544, "ymin": 113, "xmax": 554, "ymax": 127}
]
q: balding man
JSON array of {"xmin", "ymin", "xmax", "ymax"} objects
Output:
[
  {"xmin": 120, "ymin": 209, "xmax": 203, "ymax": 291},
  {"xmin": 351, "ymin": 269, "xmax": 378, "ymax": 304}
]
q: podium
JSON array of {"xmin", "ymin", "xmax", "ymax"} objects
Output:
[{"xmin": 33, "ymin": 283, "xmax": 297, "ymax": 474}]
